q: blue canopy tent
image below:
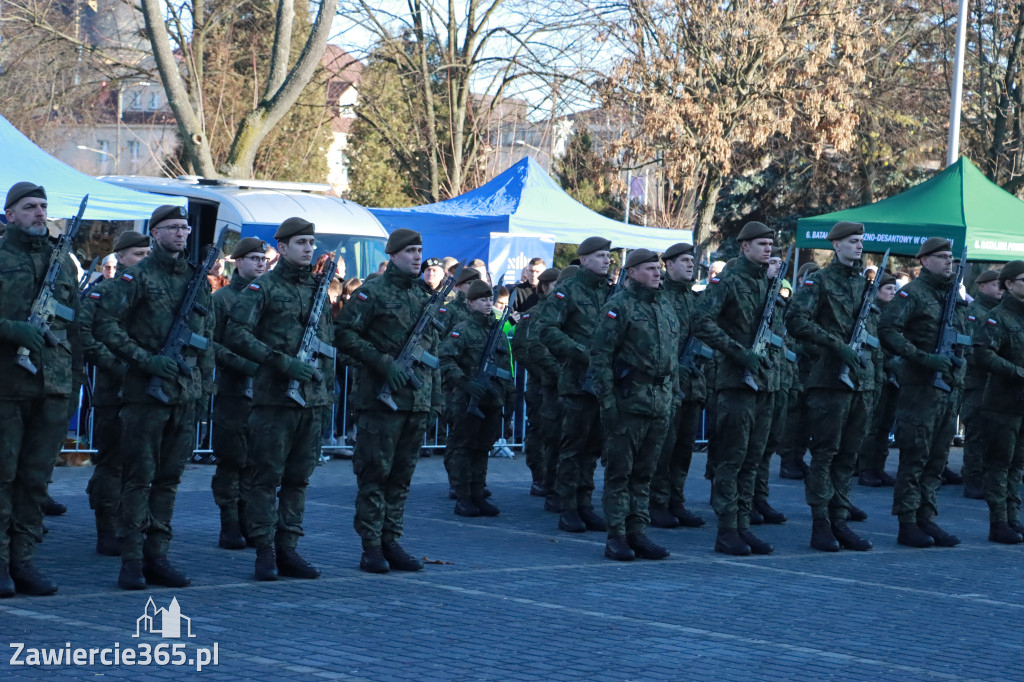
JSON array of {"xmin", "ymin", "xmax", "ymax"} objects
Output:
[
  {"xmin": 370, "ymin": 157, "xmax": 692, "ymax": 286},
  {"xmin": 0, "ymin": 114, "xmax": 186, "ymax": 220}
]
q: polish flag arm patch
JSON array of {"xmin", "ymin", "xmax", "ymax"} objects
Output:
[
  {"xmin": 803, "ymin": 280, "xmax": 814, "ymax": 286},
  {"xmin": 357, "ymin": 291, "xmax": 368, "ymax": 301},
  {"xmin": 248, "ymin": 282, "xmax": 260, "ymax": 290},
  {"xmin": 450, "ymin": 331, "xmax": 460, "ymax": 337},
  {"xmin": 555, "ymin": 291, "xmax": 566, "ymax": 299},
  {"xmin": 898, "ymin": 290, "xmax": 909, "ymax": 298},
  {"xmin": 121, "ymin": 273, "xmax": 133, "ymax": 282},
  {"xmin": 709, "ymin": 277, "xmax": 720, "ymax": 284},
  {"xmin": 967, "ymin": 315, "xmax": 976, "ymax": 321},
  {"xmin": 606, "ymin": 310, "xmax": 618, "ymax": 319},
  {"xmin": 89, "ymin": 291, "xmax": 101, "ymax": 299},
  {"xmin": 987, "ymin": 318, "xmax": 998, "ymax": 325}
]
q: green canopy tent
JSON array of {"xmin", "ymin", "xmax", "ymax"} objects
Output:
[{"xmin": 796, "ymin": 157, "xmax": 1024, "ymax": 261}]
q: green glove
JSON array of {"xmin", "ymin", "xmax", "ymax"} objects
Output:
[
  {"xmin": 283, "ymin": 358, "xmax": 316, "ymax": 382},
  {"xmin": 735, "ymin": 348, "xmax": 762, "ymax": 372},
  {"xmin": 834, "ymin": 343, "xmax": 862, "ymax": 368},
  {"xmin": 2, "ymin": 321, "xmax": 45, "ymax": 353},
  {"xmin": 144, "ymin": 355, "xmax": 179, "ymax": 381},
  {"xmin": 918, "ymin": 353, "xmax": 953, "ymax": 373},
  {"xmin": 386, "ymin": 360, "xmax": 409, "ymax": 389},
  {"xmin": 463, "ymin": 380, "xmax": 487, "ymax": 400},
  {"xmin": 239, "ymin": 359, "xmax": 260, "ymax": 377}
]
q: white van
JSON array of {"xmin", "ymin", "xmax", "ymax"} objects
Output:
[{"xmin": 100, "ymin": 175, "xmax": 389, "ymax": 279}]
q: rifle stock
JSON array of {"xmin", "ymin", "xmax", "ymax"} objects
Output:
[
  {"xmin": 742, "ymin": 244, "xmax": 793, "ymax": 391},
  {"xmin": 285, "ymin": 248, "xmax": 341, "ymax": 407},
  {"xmin": 932, "ymin": 246, "xmax": 971, "ymax": 392},
  {"xmin": 838, "ymin": 249, "xmax": 890, "ymax": 389}
]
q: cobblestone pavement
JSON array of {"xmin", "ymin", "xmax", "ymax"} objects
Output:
[{"xmin": 2, "ymin": 446, "xmax": 1021, "ymax": 680}]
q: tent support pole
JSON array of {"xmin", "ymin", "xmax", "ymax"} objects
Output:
[{"xmin": 946, "ymin": 0, "xmax": 969, "ymax": 167}]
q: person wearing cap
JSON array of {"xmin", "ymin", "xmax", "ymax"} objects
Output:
[
  {"xmin": 960, "ymin": 269, "xmax": 1004, "ymax": 499},
  {"xmin": 335, "ymin": 227, "xmax": 444, "ymax": 574},
  {"xmin": 878, "ymin": 236, "xmax": 970, "ymax": 548},
  {"xmin": 439, "ymin": 280, "xmax": 514, "ymax": 517},
  {"xmin": 92, "ymin": 204, "xmax": 215, "ymax": 589},
  {"xmin": 859, "ymin": 272, "xmax": 901, "ymax": 488},
  {"xmin": 79, "ymin": 229, "xmax": 152, "ymax": 558},
  {"xmin": 693, "ymin": 220, "xmax": 778, "ymax": 556},
  {"xmin": 787, "ymin": 221, "xmax": 877, "ymax": 552},
  {"xmin": 421, "ymin": 258, "xmax": 447, "ymax": 293},
  {"xmin": 225, "ymin": 219, "xmax": 333, "ymax": 581},
  {"xmin": 970, "ymin": 260, "xmax": 1024, "ymax": 544},
  {"xmin": 208, "ymin": 237, "xmax": 268, "ymax": 551},
  {"xmin": 538, "ymin": 236, "xmax": 614, "ymax": 534},
  {"xmin": 649, "ymin": 242, "xmax": 708, "ymax": 531},
  {"xmin": 0, "ymin": 182, "xmax": 81, "ymax": 596}
]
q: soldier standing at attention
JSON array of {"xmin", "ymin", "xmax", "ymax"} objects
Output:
[
  {"xmin": 440, "ymin": 279, "xmax": 513, "ymax": 517},
  {"xmin": 971, "ymin": 260, "xmax": 1024, "ymax": 544},
  {"xmin": 590, "ymin": 249, "xmax": 679, "ymax": 561},
  {"xmin": 778, "ymin": 262, "xmax": 821, "ymax": 480},
  {"xmin": 878, "ymin": 237, "xmax": 969, "ymax": 548},
  {"xmin": 80, "ymin": 230, "xmax": 151, "ymax": 557},
  {"xmin": 93, "ymin": 204, "xmax": 215, "ymax": 590},
  {"xmin": 226, "ymin": 220, "xmax": 331, "ymax": 581},
  {"xmin": 209, "ymin": 237, "xmax": 267, "ymax": 550},
  {"xmin": 787, "ymin": 221, "xmax": 875, "ymax": 552},
  {"xmin": 694, "ymin": 221, "xmax": 777, "ymax": 556},
  {"xmin": 0, "ymin": 182, "xmax": 80, "ymax": 597},
  {"xmin": 539, "ymin": 236, "xmax": 613, "ymax": 534},
  {"xmin": 335, "ymin": 228, "xmax": 444, "ymax": 574},
  {"xmin": 649, "ymin": 242, "xmax": 708, "ymax": 530}
]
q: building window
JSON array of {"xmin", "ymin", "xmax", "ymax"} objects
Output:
[
  {"xmin": 148, "ymin": 91, "xmax": 161, "ymax": 110},
  {"xmin": 128, "ymin": 141, "xmax": 140, "ymax": 164}
]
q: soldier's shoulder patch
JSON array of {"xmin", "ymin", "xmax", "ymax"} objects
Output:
[
  {"xmin": 121, "ymin": 273, "xmax": 133, "ymax": 282},
  {"xmin": 803, "ymin": 280, "xmax": 814, "ymax": 286},
  {"xmin": 987, "ymin": 318, "xmax": 998, "ymax": 326},
  {"xmin": 555, "ymin": 291, "xmax": 566, "ymax": 299},
  {"xmin": 357, "ymin": 291, "xmax": 368, "ymax": 301},
  {"xmin": 898, "ymin": 290, "xmax": 909, "ymax": 298},
  {"xmin": 439, "ymin": 306, "xmax": 447, "ymax": 314},
  {"xmin": 88, "ymin": 291, "xmax": 101, "ymax": 299},
  {"xmin": 606, "ymin": 310, "xmax": 618, "ymax": 319},
  {"xmin": 709, "ymin": 277, "xmax": 720, "ymax": 284},
  {"xmin": 450, "ymin": 331, "xmax": 460, "ymax": 337},
  {"xmin": 522, "ymin": 313, "xmax": 530, "ymax": 320},
  {"xmin": 248, "ymin": 282, "xmax": 261, "ymax": 291},
  {"xmin": 967, "ymin": 314, "xmax": 976, "ymax": 321}
]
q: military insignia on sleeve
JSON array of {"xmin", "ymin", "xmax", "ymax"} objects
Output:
[
  {"xmin": 898, "ymin": 291, "xmax": 909, "ymax": 298},
  {"xmin": 439, "ymin": 306, "xmax": 447, "ymax": 313},
  {"xmin": 555, "ymin": 291, "xmax": 566, "ymax": 299},
  {"xmin": 121, "ymin": 273, "xmax": 133, "ymax": 281},
  {"xmin": 987, "ymin": 318, "xmax": 998, "ymax": 326},
  {"xmin": 709, "ymin": 277, "xmax": 720, "ymax": 284},
  {"xmin": 967, "ymin": 315, "xmax": 976, "ymax": 321},
  {"xmin": 803, "ymin": 280, "xmax": 814, "ymax": 286},
  {"xmin": 88, "ymin": 291, "xmax": 101, "ymax": 299},
  {"xmin": 606, "ymin": 310, "xmax": 618, "ymax": 319},
  {"xmin": 450, "ymin": 331, "xmax": 460, "ymax": 337},
  {"xmin": 357, "ymin": 291, "xmax": 368, "ymax": 301},
  {"xmin": 248, "ymin": 283, "xmax": 260, "ymax": 290}
]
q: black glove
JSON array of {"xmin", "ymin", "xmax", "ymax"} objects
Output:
[
  {"xmin": 3, "ymin": 321, "xmax": 45, "ymax": 353},
  {"xmin": 918, "ymin": 353, "xmax": 953, "ymax": 373},
  {"xmin": 144, "ymin": 355, "xmax": 179, "ymax": 381},
  {"xmin": 463, "ymin": 381, "xmax": 487, "ymax": 400},
  {"xmin": 834, "ymin": 343, "xmax": 862, "ymax": 368}
]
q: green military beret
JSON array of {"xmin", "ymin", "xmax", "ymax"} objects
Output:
[
  {"xmin": 4, "ymin": 181, "xmax": 46, "ymax": 210},
  {"xmin": 150, "ymin": 204, "xmax": 188, "ymax": 228},
  {"xmin": 826, "ymin": 221, "xmax": 865, "ymax": 241},
  {"xmin": 998, "ymin": 260, "xmax": 1024, "ymax": 289},
  {"xmin": 624, "ymin": 248, "xmax": 660, "ymax": 269},
  {"xmin": 112, "ymin": 230, "xmax": 150, "ymax": 252},
  {"xmin": 736, "ymin": 221, "xmax": 773, "ymax": 243},
  {"xmin": 455, "ymin": 267, "xmax": 482, "ymax": 286},
  {"xmin": 797, "ymin": 262, "xmax": 820, "ymax": 280},
  {"xmin": 538, "ymin": 267, "xmax": 560, "ymax": 284},
  {"xmin": 663, "ymin": 242, "xmax": 695, "ymax": 261},
  {"xmin": 231, "ymin": 237, "xmax": 268, "ymax": 259},
  {"xmin": 385, "ymin": 228, "xmax": 422, "ymax": 254},
  {"xmin": 274, "ymin": 217, "xmax": 315, "ymax": 241},
  {"xmin": 975, "ymin": 269, "xmax": 999, "ymax": 285},
  {"xmin": 916, "ymin": 237, "xmax": 952, "ymax": 258},
  {"xmin": 466, "ymin": 279, "xmax": 493, "ymax": 301},
  {"xmin": 878, "ymin": 273, "xmax": 897, "ymax": 288},
  {"xmin": 577, "ymin": 236, "xmax": 612, "ymax": 256},
  {"xmin": 556, "ymin": 264, "xmax": 579, "ymax": 282}
]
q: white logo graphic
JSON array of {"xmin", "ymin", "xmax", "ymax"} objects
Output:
[
  {"xmin": 134, "ymin": 597, "xmax": 195, "ymax": 639},
  {"xmin": 506, "ymin": 252, "xmax": 529, "ymax": 275}
]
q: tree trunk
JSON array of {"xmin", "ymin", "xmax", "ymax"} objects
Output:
[{"xmin": 694, "ymin": 167, "xmax": 722, "ymax": 248}]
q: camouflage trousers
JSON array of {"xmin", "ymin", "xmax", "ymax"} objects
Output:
[
  {"xmin": 211, "ymin": 397, "xmax": 253, "ymax": 525},
  {"xmin": 803, "ymin": 389, "xmax": 870, "ymax": 520},
  {"xmin": 778, "ymin": 388, "xmax": 811, "ymax": 468},
  {"xmin": 980, "ymin": 412, "xmax": 1024, "ymax": 524},
  {"xmin": 755, "ymin": 385, "xmax": 793, "ymax": 503},
  {"xmin": 650, "ymin": 400, "xmax": 702, "ymax": 509},
  {"xmin": 711, "ymin": 389, "xmax": 774, "ymax": 530},
  {"xmin": 353, "ymin": 409, "xmax": 429, "ymax": 549},
  {"xmin": 119, "ymin": 402, "xmax": 195, "ymax": 561},
  {"xmin": 0, "ymin": 397, "xmax": 68, "ymax": 565},
  {"xmin": 602, "ymin": 410, "xmax": 670, "ymax": 537},
  {"xmin": 892, "ymin": 383, "xmax": 961, "ymax": 523},
  {"xmin": 959, "ymin": 388, "xmax": 985, "ymax": 488},
  {"xmin": 243, "ymin": 406, "xmax": 320, "ymax": 550},
  {"xmin": 538, "ymin": 386, "xmax": 563, "ymax": 491},
  {"xmin": 860, "ymin": 384, "xmax": 898, "ymax": 475},
  {"xmin": 448, "ymin": 402, "xmax": 503, "ymax": 499},
  {"xmin": 522, "ymin": 380, "xmax": 544, "ymax": 484},
  {"xmin": 87, "ymin": 404, "xmax": 123, "ymax": 536},
  {"xmin": 555, "ymin": 394, "xmax": 604, "ymax": 511}
]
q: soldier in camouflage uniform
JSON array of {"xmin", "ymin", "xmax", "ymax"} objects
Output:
[
  {"xmin": 80, "ymin": 230, "xmax": 151, "ymax": 557},
  {"xmin": 0, "ymin": 182, "xmax": 79, "ymax": 596},
  {"xmin": 787, "ymin": 221, "xmax": 876, "ymax": 552},
  {"xmin": 971, "ymin": 260, "xmax": 1024, "ymax": 544},
  {"xmin": 538, "ymin": 236, "xmax": 613, "ymax": 534},
  {"xmin": 210, "ymin": 237, "xmax": 267, "ymax": 551},
  {"xmin": 649, "ymin": 243, "xmax": 708, "ymax": 530},
  {"xmin": 227, "ymin": 220, "xmax": 332, "ymax": 581},
  {"xmin": 859, "ymin": 273, "xmax": 900, "ymax": 487},
  {"xmin": 777, "ymin": 262, "xmax": 821, "ymax": 480},
  {"xmin": 440, "ymin": 280, "xmax": 514, "ymax": 517},
  {"xmin": 878, "ymin": 237, "xmax": 970, "ymax": 548},
  {"xmin": 335, "ymin": 228, "xmax": 444, "ymax": 574},
  {"xmin": 93, "ymin": 204, "xmax": 214, "ymax": 590},
  {"xmin": 590, "ymin": 249, "xmax": 679, "ymax": 561},
  {"xmin": 694, "ymin": 221, "xmax": 777, "ymax": 556}
]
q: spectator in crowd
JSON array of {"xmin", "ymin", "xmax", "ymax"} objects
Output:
[
  {"xmin": 421, "ymin": 258, "xmax": 448, "ymax": 293},
  {"xmin": 101, "ymin": 253, "xmax": 118, "ymax": 280},
  {"xmin": 510, "ymin": 257, "xmax": 546, "ymax": 313}
]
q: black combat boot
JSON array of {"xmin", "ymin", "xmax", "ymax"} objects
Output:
[
  {"xmin": 897, "ymin": 522, "xmax": 935, "ymax": 548},
  {"xmin": 858, "ymin": 471, "xmax": 883, "ymax": 487},
  {"xmin": 848, "ymin": 505, "xmax": 868, "ymax": 522},
  {"xmin": 649, "ymin": 507, "xmax": 680, "ymax": 529},
  {"xmin": 962, "ymin": 482, "xmax": 984, "ymax": 500},
  {"xmin": 627, "ymin": 533, "xmax": 670, "ymax": 560},
  {"xmin": 604, "ymin": 536, "xmax": 635, "ymax": 561},
  {"xmin": 579, "ymin": 507, "xmax": 607, "ymax": 532},
  {"xmin": 1009, "ymin": 519, "xmax": 1024, "ymax": 535},
  {"xmin": 448, "ymin": 486, "xmax": 457, "ymax": 500},
  {"xmin": 473, "ymin": 493, "xmax": 500, "ymax": 517},
  {"xmin": 530, "ymin": 481, "xmax": 548, "ymax": 497},
  {"xmin": 95, "ymin": 519, "xmax": 121, "ymax": 557},
  {"xmin": 219, "ymin": 521, "xmax": 247, "ymax": 551},
  {"xmin": 918, "ymin": 520, "xmax": 961, "ymax": 547},
  {"xmin": 543, "ymin": 494, "xmax": 561, "ymax": 513},
  {"xmin": 118, "ymin": 560, "xmax": 146, "ymax": 590},
  {"xmin": 831, "ymin": 519, "xmax": 872, "ymax": 551},
  {"xmin": 988, "ymin": 522, "xmax": 1024, "ymax": 545},
  {"xmin": 42, "ymin": 496, "xmax": 67, "ymax": 516},
  {"xmin": 670, "ymin": 504, "xmax": 706, "ymax": 527},
  {"xmin": 714, "ymin": 529, "xmax": 751, "ymax": 556},
  {"xmin": 142, "ymin": 555, "xmax": 191, "ymax": 587},
  {"xmin": 0, "ymin": 563, "xmax": 14, "ymax": 598},
  {"xmin": 254, "ymin": 546, "xmax": 278, "ymax": 581},
  {"xmin": 359, "ymin": 546, "xmax": 389, "ymax": 574},
  {"xmin": 276, "ymin": 547, "xmax": 321, "ymax": 579},
  {"xmin": 754, "ymin": 499, "xmax": 787, "ymax": 524},
  {"xmin": 454, "ymin": 498, "xmax": 481, "ymax": 517},
  {"xmin": 382, "ymin": 542, "xmax": 423, "ymax": 571},
  {"xmin": 779, "ymin": 460, "xmax": 806, "ymax": 480},
  {"xmin": 748, "ymin": 507, "xmax": 764, "ymax": 525},
  {"xmin": 940, "ymin": 467, "xmax": 963, "ymax": 485},
  {"xmin": 737, "ymin": 528, "xmax": 773, "ymax": 555},
  {"xmin": 876, "ymin": 470, "xmax": 896, "ymax": 486},
  {"xmin": 10, "ymin": 561, "xmax": 58, "ymax": 596},
  {"xmin": 558, "ymin": 509, "xmax": 586, "ymax": 533},
  {"xmin": 810, "ymin": 519, "xmax": 840, "ymax": 552}
]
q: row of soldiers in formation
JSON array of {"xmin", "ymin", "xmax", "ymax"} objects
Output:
[{"xmin": 2, "ymin": 178, "xmax": 1023, "ymax": 597}]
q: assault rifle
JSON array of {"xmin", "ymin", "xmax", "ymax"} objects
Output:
[
  {"xmin": 285, "ymin": 247, "xmax": 340, "ymax": 407},
  {"xmin": 466, "ymin": 306, "xmax": 514, "ymax": 418},
  {"xmin": 78, "ymin": 254, "xmax": 101, "ymax": 295},
  {"xmin": 933, "ymin": 245, "xmax": 971, "ymax": 392},
  {"xmin": 838, "ymin": 248, "xmax": 890, "ymax": 389},
  {"xmin": 679, "ymin": 335, "xmax": 714, "ymax": 373},
  {"xmin": 145, "ymin": 230, "xmax": 226, "ymax": 403},
  {"xmin": 16, "ymin": 195, "xmax": 88, "ymax": 374},
  {"xmin": 377, "ymin": 262, "xmax": 463, "ymax": 411},
  {"xmin": 742, "ymin": 244, "xmax": 793, "ymax": 391}
]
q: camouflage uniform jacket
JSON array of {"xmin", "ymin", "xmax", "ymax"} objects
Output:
[
  {"xmin": 973, "ymin": 294, "xmax": 1024, "ymax": 414},
  {"xmin": 213, "ymin": 270, "xmax": 260, "ymax": 398},
  {"xmin": 0, "ymin": 225, "xmax": 80, "ymax": 398},
  {"xmin": 225, "ymin": 257, "xmax": 332, "ymax": 408},
  {"xmin": 538, "ymin": 266, "xmax": 610, "ymax": 396},
  {"xmin": 964, "ymin": 291, "xmax": 1000, "ymax": 393},
  {"xmin": 518, "ymin": 292, "xmax": 561, "ymax": 389},
  {"xmin": 663, "ymin": 277, "xmax": 708, "ymax": 403},
  {"xmin": 438, "ymin": 291, "xmax": 471, "ymax": 335},
  {"xmin": 440, "ymin": 309, "xmax": 514, "ymax": 410},
  {"xmin": 80, "ymin": 267, "xmax": 129, "ymax": 406}
]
